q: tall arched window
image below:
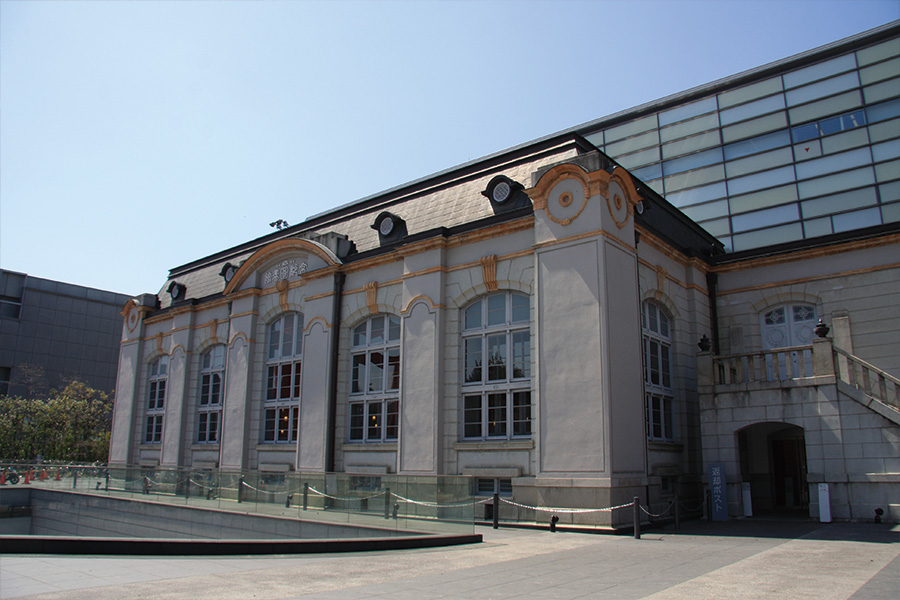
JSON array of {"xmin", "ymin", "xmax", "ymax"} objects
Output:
[
  {"xmin": 264, "ymin": 313, "xmax": 303, "ymax": 443},
  {"xmin": 462, "ymin": 292, "xmax": 531, "ymax": 440},
  {"xmin": 197, "ymin": 345, "xmax": 225, "ymax": 444},
  {"xmin": 642, "ymin": 301, "xmax": 674, "ymax": 441},
  {"xmin": 145, "ymin": 356, "xmax": 168, "ymax": 444},
  {"xmin": 348, "ymin": 315, "xmax": 401, "ymax": 442}
]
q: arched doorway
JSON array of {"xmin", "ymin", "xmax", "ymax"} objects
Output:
[{"xmin": 737, "ymin": 422, "xmax": 809, "ymax": 515}]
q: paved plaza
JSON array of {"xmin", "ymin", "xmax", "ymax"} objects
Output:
[{"xmin": 1, "ymin": 519, "xmax": 897, "ymax": 599}]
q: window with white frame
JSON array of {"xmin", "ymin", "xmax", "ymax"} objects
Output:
[
  {"xmin": 462, "ymin": 292, "xmax": 531, "ymax": 440},
  {"xmin": 145, "ymin": 356, "xmax": 168, "ymax": 444},
  {"xmin": 264, "ymin": 313, "xmax": 303, "ymax": 443},
  {"xmin": 349, "ymin": 315, "xmax": 400, "ymax": 442},
  {"xmin": 197, "ymin": 345, "xmax": 225, "ymax": 444},
  {"xmin": 642, "ymin": 301, "xmax": 674, "ymax": 441}
]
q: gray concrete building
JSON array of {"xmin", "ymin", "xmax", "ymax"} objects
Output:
[
  {"xmin": 108, "ymin": 23, "xmax": 899, "ymax": 526},
  {"xmin": 0, "ymin": 270, "xmax": 132, "ymax": 397}
]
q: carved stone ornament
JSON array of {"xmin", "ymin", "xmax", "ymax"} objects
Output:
[
  {"xmin": 480, "ymin": 255, "xmax": 498, "ymax": 291},
  {"xmin": 365, "ymin": 281, "xmax": 379, "ymax": 314},
  {"xmin": 276, "ymin": 279, "xmax": 290, "ymax": 312}
]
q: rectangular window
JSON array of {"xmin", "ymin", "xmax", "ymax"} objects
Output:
[
  {"xmin": 785, "ymin": 72, "xmax": 859, "ymax": 107},
  {"xmin": 659, "ymin": 97, "xmax": 717, "ymax": 126},
  {"xmin": 605, "ymin": 129, "xmax": 660, "ymax": 157},
  {"xmin": 512, "ymin": 391, "xmax": 531, "ymax": 437},
  {"xmin": 789, "ymin": 91, "xmax": 862, "ymax": 125},
  {"xmin": 349, "ymin": 403, "xmax": 365, "ymax": 441},
  {"xmin": 727, "ymin": 165, "xmax": 795, "ymax": 196},
  {"xmin": 604, "ymin": 114, "xmax": 658, "ymax": 143},
  {"xmin": 659, "ymin": 113, "xmax": 719, "ymax": 143},
  {"xmin": 718, "ymin": 77, "xmax": 783, "ymax": 109},
  {"xmin": 783, "ymin": 54, "xmax": 857, "ymax": 89},
  {"xmin": 646, "ymin": 393, "xmax": 674, "ymax": 442},
  {"xmin": 486, "ymin": 334, "xmax": 507, "ymax": 381},
  {"xmin": 724, "ymin": 130, "xmax": 791, "ymax": 161},
  {"xmin": 464, "ymin": 337, "xmax": 482, "ymax": 383},
  {"xmin": 464, "ymin": 395, "xmax": 482, "ymax": 439},
  {"xmin": 863, "ymin": 77, "xmax": 900, "ymax": 105},
  {"xmin": 487, "ymin": 393, "xmax": 507, "ymax": 438},
  {"xmin": 722, "ymin": 112, "xmax": 788, "ymax": 144},
  {"xmin": 264, "ymin": 406, "xmax": 298, "ymax": 443},
  {"xmin": 145, "ymin": 414, "xmax": 163, "ymax": 444}
]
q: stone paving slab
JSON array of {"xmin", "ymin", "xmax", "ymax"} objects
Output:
[{"xmin": 0, "ymin": 520, "xmax": 897, "ymax": 600}]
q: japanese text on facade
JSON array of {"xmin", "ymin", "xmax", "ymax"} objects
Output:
[{"xmin": 263, "ymin": 260, "xmax": 308, "ymax": 286}]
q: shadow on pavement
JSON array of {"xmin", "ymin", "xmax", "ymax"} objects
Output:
[{"xmin": 658, "ymin": 518, "xmax": 899, "ymax": 544}]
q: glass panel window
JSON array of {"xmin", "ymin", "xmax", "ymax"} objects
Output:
[
  {"xmin": 643, "ymin": 302, "xmax": 674, "ymax": 442},
  {"xmin": 821, "ymin": 129, "xmax": 870, "ymax": 155},
  {"xmin": 786, "ymin": 72, "xmax": 859, "ymax": 107},
  {"xmin": 727, "ymin": 165, "xmax": 795, "ymax": 196},
  {"xmin": 666, "ymin": 182, "xmax": 727, "ymax": 209},
  {"xmin": 789, "ymin": 90, "xmax": 862, "ymax": 125},
  {"xmin": 664, "ymin": 164, "xmax": 725, "ymax": 193},
  {"xmin": 863, "ymin": 77, "xmax": 900, "ymax": 105},
  {"xmin": 659, "ymin": 97, "xmax": 717, "ymax": 126},
  {"xmin": 833, "ymin": 207, "xmax": 881, "ymax": 233},
  {"xmin": 731, "ymin": 223, "xmax": 803, "ymax": 252},
  {"xmin": 722, "ymin": 112, "xmax": 788, "ymax": 144},
  {"xmin": 348, "ymin": 314, "xmax": 401, "ymax": 443},
  {"xmin": 723, "ymin": 130, "xmax": 791, "ymax": 161},
  {"xmin": 662, "ymin": 148, "xmax": 723, "ymax": 177},
  {"xmin": 461, "ymin": 292, "xmax": 531, "ymax": 440},
  {"xmin": 731, "ymin": 203, "xmax": 800, "ymax": 233},
  {"xmin": 856, "ymin": 38, "xmax": 900, "ymax": 67},
  {"xmin": 659, "ymin": 113, "xmax": 719, "ymax": 143},
  {"xmin": 797, "ymin": 166, "xmax": 875, "ymax": 199},
  {"xmin": 145, "ymin": 356, "xmax": 168, "ymax": 444},
  {"xmin": 796, "ymin": 147, "xmax": 872, "ymax": 181},
  {"xmin": 604, "ymin": 114, "xmax": 658, "ymax": 143},
  {"xmin": 263, "ymin": 313, "xmax": 303, "ymax": 443},
  {"xmin": 729, "ymin": 184, "xmax": 799, "ymax": 215},
  {"xmin": 725, "ymin": 147, "xmax": 793, "ymax": 179},
  {"xmin": 605, "ymin": 129, "xmax": 660, "ymax": 157},
  {"xmin": 783, "ymin": 54, "xmax": 857, "ymax": 89},
  {"xmin": 615, "ymin": 147, "xmax": 660, "ymax": 169},
  {"xmin": 720, "ymin": 94, "xmax": 786, "ymax": 126},
  {"xmin": 866, "ymin": 98, "xmax": 900, "ymax": 124},
  {"xmin": 198, "ymin": 346, "xmax": 225, "ymax": 444},
  {"xmin": 661, "ymin": 130, "xmax": 720, "ymax": 160},
  {"xmin": 680, "ymin": 199, "xmax": 729, "ymax": 222},
  {"xmin": 718, "ymin": 77, "xmax": 783, "ymax": 108}
]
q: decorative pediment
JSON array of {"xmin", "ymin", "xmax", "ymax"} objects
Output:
[{"xmin": 223, "ymin": 238, "xmax": 341, "ymax": 295}]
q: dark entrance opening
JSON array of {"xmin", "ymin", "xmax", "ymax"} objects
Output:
[{"xmin": 737, "ymin": 422, "xmax": 809, "ymax": 515}]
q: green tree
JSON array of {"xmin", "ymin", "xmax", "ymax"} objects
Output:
[{"xmin": 0, "ymin": 380, "xmax": 113, "ymax": 463}]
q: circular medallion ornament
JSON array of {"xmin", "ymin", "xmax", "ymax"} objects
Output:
[
  {"xmin": 492, "ymin": 181, "xmax": 511, "ymax": 204},
  {"xmin": 379, "ymin": 216, "xmax": 395, "ymax": 236},
  {"xmin": 224, "ymin": 265, "xmax": 236, "ymax": 282}
]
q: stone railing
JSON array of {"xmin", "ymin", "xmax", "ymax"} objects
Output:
[
  {"xmin": 708, "ymin": 344, "xmax": 815, "ymax": 385},
  {"xmin": 700, "ymin": 337, "xmax": 899, "ymax": 414},
  {"xmin": 834, "ymin": 346, "xmax": 900, "ymax": 412}
]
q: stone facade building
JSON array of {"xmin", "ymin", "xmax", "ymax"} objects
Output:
[{"xmin": 108, "ymin": 25, "xmax": 899, "ymax": 525}]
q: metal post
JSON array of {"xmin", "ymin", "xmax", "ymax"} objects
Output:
[
  {"xmin": 633, "ymin": 497, "xmax": 641, "ymax": 539},
  {"xmin": 384, "ymin": 488, "xmax": 391, "ymax": 519},
  {"xmin": 493, "ymin": 493, "xmax": 500, "ymax": 529},
  {"xmin": 73, "ymin": 471, "xmax": 78, "ymax": 489},
  {"xmin": 105, "ymin": 472, "xmax": 109, "ymax": 492},
  {"xmin": 237, "ymin": 476, "xmax": 244, "ymax": 503},
  {"xmin": 675, "ymin": 494, "xmax": 681, "ymax": 530},
  {"xmin": 303, "ymin": 482, "xmax": 308, "ymax": 510}
]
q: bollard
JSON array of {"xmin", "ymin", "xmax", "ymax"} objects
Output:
[
  {"xmin": 393, "ymin": 503, "xmax": 399, "ymax": 519},
  {"xmin": 237, "ymin": 476, "xmax": 244, "ymax": 503},
  {"xmin": 550, "ymin": 515, "xmax": 559, "ymax": 533},
  {"xmin": 303, "ymin": 483, "xmax": 309, "ymax": 510},
  {"xmin": 286, "ymin": 493, "xmax": 293, "ymax": 509},
  {"xmin": 675, "ymin": 494, "xmax": 681, "ymax": 530},
  {"xmin": 73, "ymin": 471, "xmax": 78, "ymax": 489},
  {"xmin": 105, "ymin": 472, "xmax": 110, "ymax": 491},
  {"xmin": 706, "ymin": 489, "xmax": 712, "ymax": 522},
  {"xmin": 384, "ymin": 488, "xmax": 391, "ymax": 519},
  {"xmin": 633, "ymin": 497, "xmax": 641, "ymax": 539},
  {"xmin": 493, "ymin": 493, "xmax": 500, "ymax": 529}
]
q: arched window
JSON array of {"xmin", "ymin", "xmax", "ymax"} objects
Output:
[
  {"xmin": 761, "ymin": 303, "xmax": 817, "ymax": 378},
  {"xmin": 264, "ymin": 313, "xmax": 303, "ymax": 443},
  {"xmin": 642, "ymin": 301, "xmax": 674, "ymax": 441},
  {"xmin": 461, "ymin": 292, "xmax": 531, "ymax": 440},
  {"xmin": 349, "ymin": 315, "xmax": 401, "ymax": 442},
  {"xmin": 145, "ymin": 356, "xmax": 168, "ymax": 444},
  {"xmin": 197, "ymin": 345, "xmax": 225, "ymax": 444}
]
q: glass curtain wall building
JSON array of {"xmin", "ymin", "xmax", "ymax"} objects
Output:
[{"xmin": 577, "ymin": 21, "xmax": 900, "ymax": 252}]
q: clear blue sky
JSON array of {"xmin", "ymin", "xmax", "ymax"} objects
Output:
[{"xmin": 1, "ymin": 0, "xmax": 898, "ymax": 296}]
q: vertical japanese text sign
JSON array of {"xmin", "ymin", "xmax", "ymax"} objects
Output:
[{"xmin": 708, "ymin": 462, "xmax": 729, "ymax": 521}]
